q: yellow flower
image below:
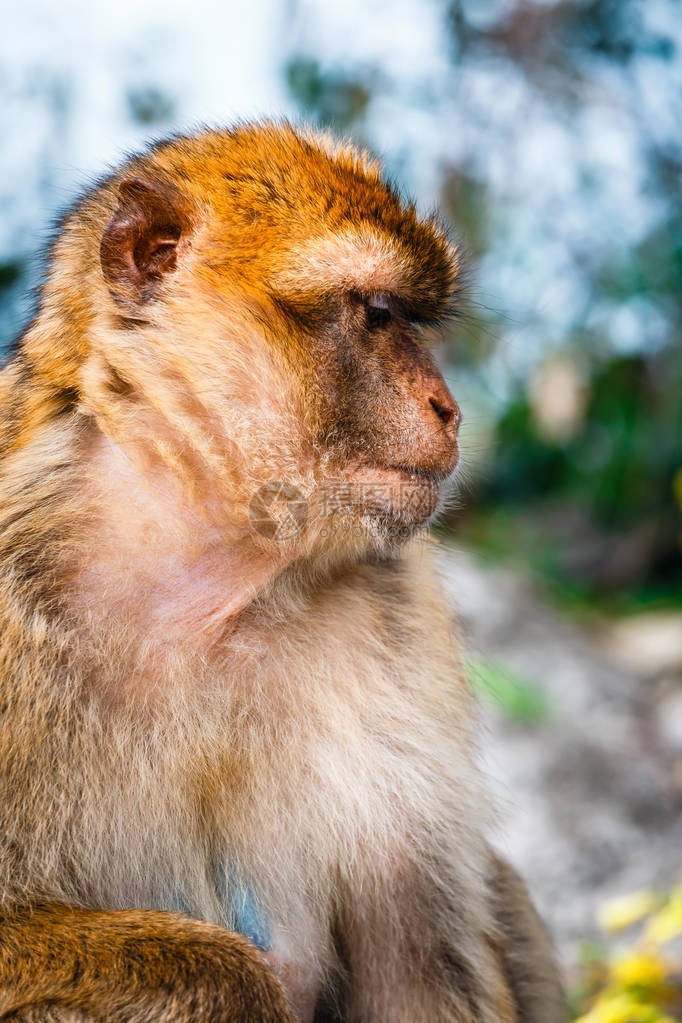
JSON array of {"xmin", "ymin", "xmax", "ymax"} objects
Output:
[
  {"xmin": 574, "ymin": 990, "xmax": 673, "ymax": 1022},
  {"xmin": 598, "ymin": 891, "xmax": 660, "ymax": 933},
  {"xmin": 610, "ymin": 952, "xmax": 668, "ymax": 989},
  {"xmin": 575, "ymin": 888, "xmax": 682, "ymax": 1022},
  {"xmin": 644, "ymin": 887, "xmax": 682, "ymax": 946}
]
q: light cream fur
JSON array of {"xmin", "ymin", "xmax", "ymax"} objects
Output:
[{"xmin": 0, "ymin": 123, "xmax": 563, "ymax": 1022}]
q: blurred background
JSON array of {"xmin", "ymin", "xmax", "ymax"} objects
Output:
[{"xmin": 2, "ymin": 0, "xmax": 681, "ymax": 1016}]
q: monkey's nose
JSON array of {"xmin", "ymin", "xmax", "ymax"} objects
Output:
[{"xmin": 429, "ymin": 395, "xmax": 461, "ymax": 431}]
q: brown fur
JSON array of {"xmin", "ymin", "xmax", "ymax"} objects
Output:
[
  {"xmin": 0, "ymin": 905, "xmax": 295, "ymax": 1021},
  {"xmin": 0, "ymin": 122, "xmax": 563, "ymax": 1021}
]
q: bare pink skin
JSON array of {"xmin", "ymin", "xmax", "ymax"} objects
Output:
[{"xmin": 76, "ymin": 433, "xmax": 286, "ymax": 648}]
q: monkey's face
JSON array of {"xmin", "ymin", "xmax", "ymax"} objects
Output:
[
  {"xmin": 273, "ymin": 287, "xmax": 460, "ymax": 537},
  {"xmin": 95, "ymin": 125, "xmax": 461, "ymax": 553}
]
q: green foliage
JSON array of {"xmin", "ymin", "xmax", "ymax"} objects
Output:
[
  {"xmin": 126, "ymin": 86, "xmax": 175, "ymax": 126},
  {"xmin": 0, "ymin": 261, "xmax": 22, "ymax": 292},
  {"xmin": 284, "ymin": 57, "xmax": 372, "ymax": 131},
  {"xmin": 492, "ymin": 353, "xmax": 681, "ymax": 520},
  {"xmin": 467, "ymin": 656, "xmax": 550, "ymax": 724},
  {"xmin": 468, "ymin": 348, "xmax": 682, "ymax": 600}
]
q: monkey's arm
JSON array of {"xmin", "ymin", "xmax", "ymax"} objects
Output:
[
  {"xmin": 488, "ymin": 852, "xmax": 566, "ymax": 1023},
  {"xmin": 0, "ymin": 903, "xmax": 296, "ymax": 1022}
]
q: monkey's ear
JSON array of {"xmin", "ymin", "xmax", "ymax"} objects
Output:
[{"xmin": 100, "ymin": 177, "xmax": 189, "ymax": 311}]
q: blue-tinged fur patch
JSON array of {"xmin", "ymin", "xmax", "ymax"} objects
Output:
[
  {"xmin": 227, "ymin": 882, "xmax": 271, "ymax": 950},
  {"xmin": 219, "ymin": 866, "xmax": 271, "ymax": 951},
  {"xmin": 169, "ymin": 865, "xmax": 271, "ymax": 951}
]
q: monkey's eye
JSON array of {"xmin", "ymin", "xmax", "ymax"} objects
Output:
[{"xmin": 364, "ymin": 294, "xmax": 393, "ymax": 330}]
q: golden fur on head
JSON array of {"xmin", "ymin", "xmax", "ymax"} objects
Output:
[
  {"xmin": 6, "ymin": 123, "xmax": 460, "ymax": 555},
  {"xmin": 0, "ymin": 122, "xmax": 563, "ymax": 1021}
]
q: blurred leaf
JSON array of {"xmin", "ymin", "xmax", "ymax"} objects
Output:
[
  {"xmin": 644, "ymin": 888, "xmax": 682, "ymax": 947},
  {"xmin": 0, "ymin": 261, "xmax": 22, "ymax": 293},
  {"xmin": 126, "ymin": 85, "xmax": 175, "ymax": 125},
  {"xmin": 598, "ymin": 891, "xmax": 662, "ymax": 934},
  {"xmin": 284, "ymin": 56, "xmax": 373, "ymax": 130},
  {"xmin": 467, "ymin": 656, "xmax": 550, "ymax": 723}
]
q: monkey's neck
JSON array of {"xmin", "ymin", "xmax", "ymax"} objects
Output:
[{"xmin": 73, "ymin": 431, "xmax": 289, "ymax": 652}]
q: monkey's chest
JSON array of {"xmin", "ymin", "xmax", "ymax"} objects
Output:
[
  {"xmin": 214, "ymin": 874, "xmax": 322, "ymax": 1021},
  {"xmin": 220, "ymin": 876, "xmax": 271, "ymax": 951}
]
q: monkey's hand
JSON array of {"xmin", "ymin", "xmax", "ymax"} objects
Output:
[{"xmin": 0, "ymin": 903, "xmax": 297, "ymax": 1022}]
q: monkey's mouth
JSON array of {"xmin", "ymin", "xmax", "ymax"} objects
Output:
[
  {"xmin": 383, "ymin": 463, "xmax": 453, "ymax": 483},
  {"xmin": 346, "ymin": 461, "xmax": 452, "ymax": 527}
]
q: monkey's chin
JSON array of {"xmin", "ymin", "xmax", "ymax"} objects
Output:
[{"xmin": 348, "ymin": 465, "xmax": 444, "ymax": 535}]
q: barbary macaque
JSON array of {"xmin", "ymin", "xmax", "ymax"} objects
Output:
[{"xmin": 0, "ymin": 122, "xmax": 564, "ymax": 1022}]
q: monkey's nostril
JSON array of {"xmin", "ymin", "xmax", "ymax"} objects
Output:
[{"xmin": 429, "ymin": 396, "xmax": 456, "ymax": 427}]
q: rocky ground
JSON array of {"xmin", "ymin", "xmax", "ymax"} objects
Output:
[{"xmin": 437, "ymin": 543, "xmax": 682, "ymax": 972}]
